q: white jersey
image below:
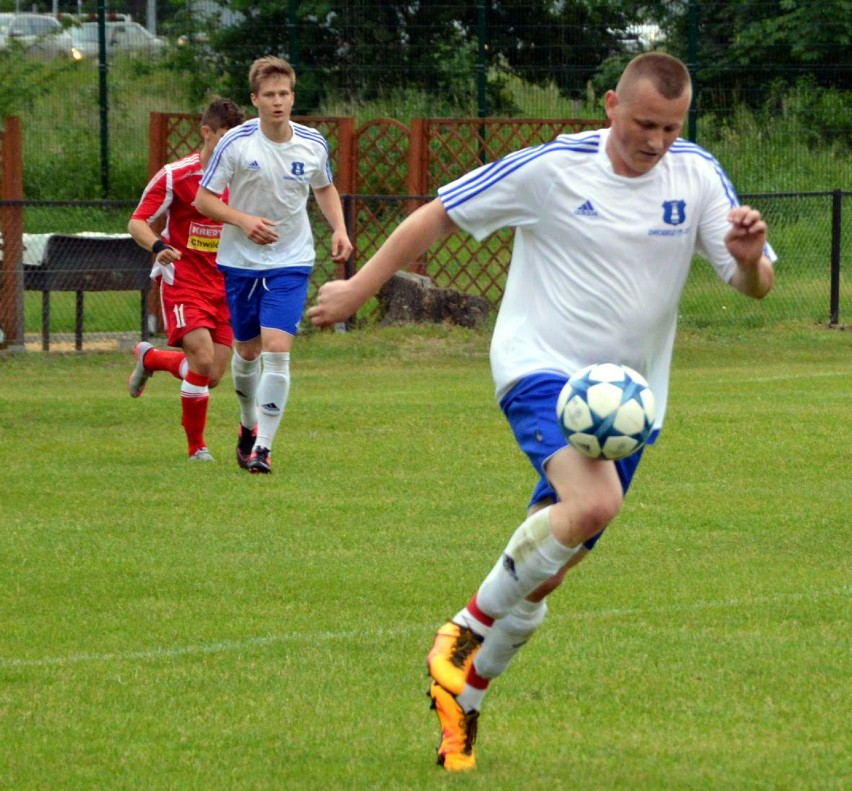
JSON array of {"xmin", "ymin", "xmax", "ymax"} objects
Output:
[
  {"xmin": 438, "ymin": 127, "xmax": 776, "ymax": 427},
  {"xmin": 200, "ymin": 118, "xmax": 334, "ymax": 275}
]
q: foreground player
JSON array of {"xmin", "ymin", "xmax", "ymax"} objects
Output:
[
  {"xmin": 128, "ymin": 99, "xmax": 246, "ymax": 461},
  {"xmin": 309, "ymin": 53, "xmax": 775, "ymax": 769},
  {"xmin": 196, "ymin": 56, "xmax": 353, "ymax": 474}
]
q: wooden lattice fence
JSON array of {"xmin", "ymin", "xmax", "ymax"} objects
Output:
[
  {"xmin": 149, "ymin": 113, "xmax": 606, "ymax": 317},
  {"xmin": 0, "ymin": 117, "xmax": 24, "ymax": 346}
]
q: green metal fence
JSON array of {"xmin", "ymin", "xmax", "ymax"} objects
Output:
[
  {"xmin": 4, "ymin": 188, "xmax": 847, "ymax": 352},
  {"xmin": 6, "ymin": 1, "xmax": 848, "ymax": 203},
  {"xmin": 1, "ymin": 1, "xmax": 848, "ymax": 348}
]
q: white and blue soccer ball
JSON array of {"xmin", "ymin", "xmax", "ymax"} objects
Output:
[{"xmin": 556, "ymin": 363, "xmax": 656, "ymax": 460}]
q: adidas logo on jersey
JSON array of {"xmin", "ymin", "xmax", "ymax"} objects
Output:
[
  {"xmin": 247, "ymin": 160, "xmax": 260, "ymax": 170},
  {"xmin": 573, "ymin": 200, "xmax": 598, "ymax": 217}
]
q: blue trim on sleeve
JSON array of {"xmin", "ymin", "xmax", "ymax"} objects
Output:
[
  {"xmin": 201, "ymin": 119, "xmax": 258, "ymax": 190},
  {"xmin": 438, "ymin": 133, "xmax": 601, "ymax": 210}
]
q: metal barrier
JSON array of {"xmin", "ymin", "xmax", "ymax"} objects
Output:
[{"xmin": 23, "ymin": 234, "xmax": 151, "ymax": 351}]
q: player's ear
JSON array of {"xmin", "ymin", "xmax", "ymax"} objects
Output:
[{"xmin": 604, "ymin": 90, "xmax": 618, "ymax": 121}]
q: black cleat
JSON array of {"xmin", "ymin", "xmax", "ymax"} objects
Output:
[
  {"xmin": 247, "ymin": 446, "xmax": 272, "ymax": 474},
  {"xmin": 236, "ymin": 424, "xmax": 257, "ymax": 470}
]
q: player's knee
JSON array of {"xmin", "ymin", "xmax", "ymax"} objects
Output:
[
  {"xmin": 551, "ymin": 493, "xmax": 621, "ymax": 544},
  {"xmin": 188, "ymin": 351, "xmax": 216, "ymax": 378},
  {"xmin": 235, "ymin": 342, "xmax": 261, "ymax": 362},
  {"xmin": 585, "ymin": 494, "xmax": 622, "ymax": 533},
  {"xmin": 207, "ymin": 361, "xmax": 229, "ymax": 389}
]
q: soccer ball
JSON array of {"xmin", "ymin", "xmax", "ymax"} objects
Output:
[{"xmin": 556, "ymin": 363, "xmax": 656, "ymax": 460}]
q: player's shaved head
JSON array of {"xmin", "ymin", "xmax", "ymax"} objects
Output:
[{"xmin": 616, "ymin": 52, "xmax": 692, "ymax": 101}]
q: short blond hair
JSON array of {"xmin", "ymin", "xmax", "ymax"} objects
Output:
[{"xmin": 249, "ymin": 56, "xmax": 296, "ymax": 95}]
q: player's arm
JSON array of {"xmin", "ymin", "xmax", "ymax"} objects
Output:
[
  {"xmin": 194, "ymin": 186, "xmax": 279, "ymax": 246},
  {"xmin": 313, "ymin": 183, "xmax": 353, "ymax": 264},
  {"xmin": 308, "ymin": 198, "xmax": 457, "ymax": 327},
  {"xmin": 127, "ymin": 218, "xmax": 180, "ymax": 264},
  {"xmin": 128, "ymin": 170, "xmax": 180, "ymax": 263},
  {"xmin": 725, "ymin": 205, "xmax": 774, "ymax": 299}
]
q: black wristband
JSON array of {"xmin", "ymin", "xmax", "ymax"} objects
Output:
[{"xmin": 152, "ymin": 239, "xmax": 169, "ymax": 255}]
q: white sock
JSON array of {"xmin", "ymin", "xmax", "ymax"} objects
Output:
[
  {"xmin": 180, "ymin": 378, "xmax": 208, "ymax": 397},
  {"xmin": 456, "ymin": 598, "xmax": 548, "ymax": 713},
  {"xmin": 475, "ymin": 506, "xmax": 581, "ymax": 620},
  {"xmin": 255, "ymin": 351, "xmax": 290, "ymax": 451},
  {"xmin": 453, "ymin": 607, "xmax": 492, "ymax": 640},
  {"xmin": 474, "ymin": 598, "xmax": 547, "ymax": 680},
  {"xmin": 456, "ymin": 685, "xmax": 486, "ymax": 713},
  {"xmin": 231, "ymin": 349, "xmax": 259, "ymax": 429}
]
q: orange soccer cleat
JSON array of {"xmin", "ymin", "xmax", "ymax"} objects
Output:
[
  {"xmin": 427, "ymin": 621, "xmax": 483, "ymax": 696},
  {"xmin": 429, "ymin": 681, "xmax": 479, "ymax": 771}
]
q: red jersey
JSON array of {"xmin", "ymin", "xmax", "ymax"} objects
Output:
[{"xmin": 131, "ymin": 152, "xmax": 225, "ymax": 298}]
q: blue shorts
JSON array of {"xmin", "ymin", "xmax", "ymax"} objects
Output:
[
  {"xmin": 223, "ymin": 268, "xmax": 311, "ymax": 342},
  {"xmin": 499, "ymin": 373, "xmax": 658, "ymax": 550}
]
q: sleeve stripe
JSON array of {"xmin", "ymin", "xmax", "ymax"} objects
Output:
[
  {"xmin": 201, "ymin": 120, "xmax": 257, "ymax": 188},
  {"xmin": 439, "ymin": 134, "xmax": 600, "ymax": 209}
]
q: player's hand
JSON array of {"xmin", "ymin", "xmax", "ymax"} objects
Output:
[
  {"xmin": 242, "ymin": 216, "xmax": 280, "ymax": 245},
  {"xmin": 155, "ymin": 246, "xmax": 180, "ymax": 264},
  {"xmin": 307, "ymin": 279, "xmax": 360, "ymax": 327},
  {"xmin": 725, "ymin": 205, "xmax": 767, "ymax": 269},
  {"xmin": 330, "ymin": 229, "xmax": 354, "ymax": 263}
]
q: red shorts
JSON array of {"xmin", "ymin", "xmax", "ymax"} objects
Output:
[{"xmin": 159, "ymin": 277, "xmax": 233, "ymax": 348}]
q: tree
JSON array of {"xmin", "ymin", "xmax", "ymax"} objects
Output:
[
  {"xmin": 661, "ymin": 0, "xmax": 851, "ymax": 101},
  {"xmin": 174, "ymin": 0, "xmax": 849, "ymax": 126},
  {"xmin": 180, "ymin": 0, "xmax": 652, "ymax": 113},
  {"xmin": 0, "ymin": 45, "xmax": 78, "ymax": 120}
]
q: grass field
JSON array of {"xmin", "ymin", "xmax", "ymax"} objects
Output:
[{"xmin": 0, "ymin": 325, "xmax": 849, "ymax": 790}]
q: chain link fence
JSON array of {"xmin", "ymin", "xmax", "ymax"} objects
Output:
[
  {"xmin": 3, "ymin": 187, "xmax": 848, "ymax": 352},
  {"xmin": 0, "ymin": 1, "xmax": 848, "ymax": 349},
  {"xmin": 6, "ymin": 1, "xmax": 847, "ymax": 201}
]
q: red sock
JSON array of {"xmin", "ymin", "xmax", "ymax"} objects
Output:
[
  {"xmin": 467, "ymin": 594, "xmax": 495, "ymax": 631},
  {"xmin": 466, "ymin": 665, "xmax": 490, "ymax": 690},
  {"xmin": 181, "ymin": 370, "xmax": 210, "ymax": 455},
  {"xmin": 144, "ymin": 347, "xmax": 186, "ymax": 380}
]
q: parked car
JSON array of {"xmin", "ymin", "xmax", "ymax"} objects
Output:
[
  {"xmin": 611, "ymin": 23, "xmax": 666, "ymax": 53},
  {"xmin": 0, "ymin": 13, "xmax": 75, "ymax": 59},
  {"xmin": 70, "ymin": 20, "xmax": 165, "ymax": 59}
]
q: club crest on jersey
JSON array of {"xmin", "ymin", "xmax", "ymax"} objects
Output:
[
  {"xmin": 662, "ymin": 200, "xmax": 687, "ymax": 226},
  {"xmin": 284, "ymin": 161, "xmax": 309, "ymax": 183}
]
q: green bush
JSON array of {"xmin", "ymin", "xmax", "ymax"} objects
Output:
[
  {"xmin": 5, "ymin": 57, "xmax": 848, "ymax": 200},
  {"xmin": 18, "ymin": 59, "xmax": 193, "ymax": 201}
]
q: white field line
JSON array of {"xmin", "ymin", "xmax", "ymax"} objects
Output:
[
  {"xmin": 678, "ymin": 370, "xmax": 849, "ymax": 384},
  {"xmin": 1, "ymin": 587, "xmax": 847, "ymax": 670},
  {"xmin": 723, "ymin": 371, "xmax": 848, "ymax": 384}
]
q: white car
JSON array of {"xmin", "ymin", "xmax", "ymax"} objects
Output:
[
  {"xmin": 0, "ymin": 13, "xmax": 75, "ymax": 59},
  {"xmin": 612, "ymin": 23, "xmax": 667, "ymax": 52},
  {"xmin": 70, "ymin": 21, "xmax": 165, "ymax": 59}
]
